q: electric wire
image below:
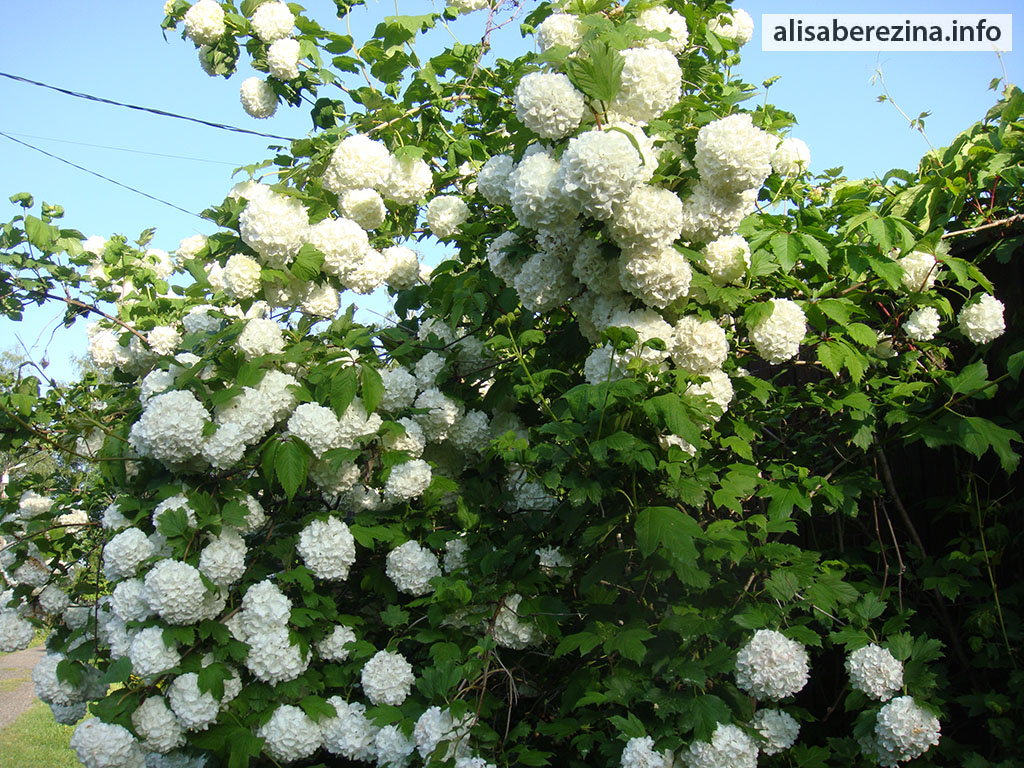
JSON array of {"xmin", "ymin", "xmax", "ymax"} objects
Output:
[{"xmin": 3, "ymin": 130, "xmax": 244, "ymax": 166}]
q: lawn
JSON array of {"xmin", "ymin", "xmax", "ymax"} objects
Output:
[{"xmin": 0, "ymin": 701, "xmax": 79, "ymax": 768}]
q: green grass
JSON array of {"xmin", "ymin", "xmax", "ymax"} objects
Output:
[{"xmin": 0, "ymin": 701, "xmax": 79, "ymax": 768}]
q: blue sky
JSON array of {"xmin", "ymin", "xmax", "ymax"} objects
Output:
[{"xmin": 0, "ymin": 0, "xmax": 1019, "ymax": 381}]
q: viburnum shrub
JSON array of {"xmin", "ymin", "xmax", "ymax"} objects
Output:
[{"xmin": 1, "ymin": 1, "xmax": 1023, "ymax": 767}]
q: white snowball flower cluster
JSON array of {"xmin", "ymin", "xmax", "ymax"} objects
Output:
[
  {"xmin": 637, "ymin": 6, "xmax": 689, "ymax": 52},
  {"xmin": 492, "ymin": 593, "xmax": 541, "ymax": 649},
  {"xmin": 477, "ymin": 154, "xmax": 514, "ymax": 206},
  {"xmin": 37, "ymin": 584, "xmax": 69, "ymax": 617},
  {"xmin": 384, "ymin": 154, "xmax": 434, "ymax": 205},
  {"xmin": 69, "ymin": 719, "xmax": 145, "ymax": 768},
  {"xmin": 18, "ymin": 490, "xmax": 53, "ymax": 518},
  {"xmin": 513, "ymin": 250, "xmax": 578, "ymax": 314},
  {"xmin": 340, "ymin": 188, "xmax": 387, "ymax": 230},
  {"xmin": 300, "ymin": 282, "xmax": 339, "ymax": 318},
  {"xmin": 167, "ymin": 672, "xmax": 220, "ymax": 731},
  {"xmin": 140, "ymin": 370, "xmax": 174, "ymax": 403},
  {"xmin": 846, "ymin": 644, "xmax": 904, "ymax": 701},
  {"xmin": 426, "ymin": 195, "xmax": 470, "ymax": 238},
  {"xmin": 324, "ymin": 134, "xmax": 392, "ymax": 193},
  {"xmin": 443, "ymin": 537, "xmax": 469, "ymax": 572},
  {"xmin": 535, "ymin": 13, "xmax": 582, "ymax": 52},
  {"xmin": 250, "ymin": 0, "xmax": 295, "ymax": 42},
  {"xmin": 50, "ymin": 701, "xmax": 88, "ymax": 726},
  {"xmin": 239, "ymin": 191, "xmax": 309, "ymax": 268},
  {"xmin": 560, "ymin": 128, "xmax": 646, "ymax": 221},
  {"xmin": 147, "ymin": 326, "xmax": 180, "ymax": 357},
  {"xmin": 183, "ymin": 305, "xmax": 221, "ymax": 335},
  {"xmin": 414, "ymin": 388, "xmax": 461, "ymax": 441},
  {"xmin": 321, "ymin": 697, "xmax": 379, "ymax": 761},
  {"xmin": 866, "ymin": 696, "xmax": 941, "ymax": 766},
  {"xmin": 297, "ymin": 517, "xmax": 357, "ymax": 580},
  {"xmin": 735, "ymin": 629, "xmax": 810, "ymax": 700},
  {"xmin": 129, "ymin": 389, "xmax": 210, "ymax": 468},
  {"xmin": 111, "ymin": 578, "xmax": 153, "ymax": 623},
  {"xmin": 183, "ymin": 0, "xmax": 225, "ymax": 45},
  {"xmin": 0, "ymin": 610, "xmax": 35, "ymax": 652},
  {"xmin": 143, "ymin": 560, "xmax": 207, "ymax": 625},
  {"xmin": 258, "ymin": 705, "xmax": 322, "ymax": 763},
  {"xmin": 222, "ymin": 253, "xmax": 262, "ymax": 299},
  {"xmin": 246, "ymin": 627, "xmax": 310, "ymax": 684},
  {"xmin": 308, "ymin": 217, "xmax": 368, "ymax": 280},
  {"xmin": 584, "ymin": 344, "xmax": 629, "ymax": 385},
  {"xmin": 129, "ymin": 626, "xmax": 181, "ymax": 678},
  {"xmin": 384, "ymin": 245, "xmax": 421, "ymax": 290},
  {"xmin": 510, "ymin": 151, "xmax": 574, "ymax": 229},
  {"xmin": 34, "ymin": 652, "xmax": 95, "ymax": 706},
  {"xmin": 750, "ymin": 298, "xmax": 807, "ymax": 364},
  {"xmin": 772, "ymin": 137, "xmax": 811, "ymax": 176},
  {"xmin": 702, "ymin": 234, "xmax": 751, "ymax": 284},
  {"xmin": 695, "ymin": 114, "xmax": 775, "ymax": 195},
  {"xmin": 384, "ymin": 459, "xmax": 433, "ymax": 503},
  {"xmin": 958, "ymin": 294, "xmax": 1005, "ymax": 344},
  {"xmin": 268, "ymin": 37, "xmax": 301, "ymax": 80},
  {"xmin": 103, "ymin": 527, "xmax": 155, "ymax": 580},
  {"xmin": 379, "ymin": 366, "xmax": 417, "ymax": 412},
  {"xmin": 897, "ymin": 251, "xmax": 940, "ymax": 292},
  {"xmin": 376, "ymin": 724, "xmax": 416, "ymax": 766},
  {"xmin": 239, "ymin": 77, "xmax": 277, "ymax": 119},
  {"xmin": 237, "ymin": 317, "xmax": 285, "ymax": 358},
  {"xmin": 751, "ymin": 708, "xmax": 800, "ymax": 755},
  {"xmin": 386, "ymin": 540, "xmax": 441, "ymax": 595},
  {"xmin": 176, "ymin": 233, "xmax": 207, "ymax": 261},
  {"xmin": 708, "ymin": 8, "xmax": 755, "ymax": 45},
  {"xmin": 904, "ymin": 306, "xmax": 941, "ymax": 342},
  {"xmin": 620, "ymin": 735, "xmax": 672, "ymax": 768},
  {"xmin": 198, "ymin": 528, "xmax": 246, "ymax": 587},
  {"xmin": 672, "ymin": 316, "xmax": 729, "ymax": 373},
  {"xmin": 132, "ymin": 696, "xmax": 185, "ymax": 754},
  {"xmin": 447, "ymin": 0, "xmax": 489, "ymax": 14},
  {"xmin": 414, "ymin": 706, "xmax": 472, "ymax": 761},
  {"xmin": 608, "ymin": 185, "xmax": 684, "ymax": 254},
  {"xmin": 611, "ymin": 46, "xmax": 682, "ymax": 123},
  {"xmin": 683, "ymin": 723, "xmax": 758, "ymax": 768},
  {"xmin": 681, "ymin": 182, "xmax": 756, "ymax": 242},
  {"xmin": 361, "ymin": 649, "xmax": 415, "ymax": 706},
  {"xmin": 287, "ymin": 402, "xmax": 341, "ymax": 458},
  {"xmin": 619, "ymin": 246, "xmax": 692, "ymax": 309},
  {"xmin": 152, "ymin": 492, "xmax": 197, "ymax": 531},
  {"xmin": 317, "ymin": 624, "xmax": 357, "ymax": 661},
  {"xmin": 514, "ymin": 72, "xmax": 586, "ymax": 140},
  {"xmin": 536, "ymin": 546, "xmax": 572, "ymax": 575}
]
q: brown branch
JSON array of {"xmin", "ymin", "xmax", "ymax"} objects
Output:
[{"xmin": 942, "ymin": 212, "xmax": 1024, "ymax": 239}]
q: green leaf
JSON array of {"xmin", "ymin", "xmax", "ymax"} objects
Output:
[
  {"xmin": 845, "ymin": 323, "xmax": 878, "ymax": 348},
  {"xmin": 1008, "ymin": 350, "xmax": 1024, "ymax": 382},
  {"xmin": 275, "ymin": 439, "xmax": 309, "ymax": 499},
  {"xmin": 290, "ymin": 244, "xmax": 325, "ymax": 281},
  {"xmin": 157, "ymin": 507, "xmax": 191, "ymax": 539},
  {"xmin": 565, "ymin": 40, "xmax": 624, "ymax": 103},
  {"xmin": 98, "ymin": 656, "xmax": 133, "ymax": 685},
  {"xmin": 799, "ymin": 233, "xmax": 830, "ymax": 270},
  {"xmin": 602, "ymin": 626, "xmax": 653, "ymax": 664},
  {"xmin": 330, "ymin": 366, "xmax": 359, "ymax": 415},
  {"xmin": 959, "ymin": 416, "xmax": 1021, "ymax": 473},
  {"xmin": 770, "ymin": 232, "xmax": 801, "ymax": 272},
  {"xmin": 948, "ymin": 360, "xmax": 990, "ymax": 395},
  {"xmin": 361, "ymin": 364, "xmax": 384, "ymax": 415},
  {"xmin": 642, "ymin": 394, "xmax": 700, "ymax": 445}
]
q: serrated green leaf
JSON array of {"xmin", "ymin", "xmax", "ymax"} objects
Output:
[
  {"xmin": 275, "ymin": 439, "xmax": 308, "ymax": 499},
  {"xmin": 361, "ymin": 364, "xmax": 384, "ymax": 415},
  {"xmin": 771, "ymin": 232, "xmax": 801, "ymax": 272},
  {"xmin": 845, "ymin": 322, "xmax": 878, "ymax": 348},
  {"xmin": 565, "ymin": 40, "xmax": 624, "ymax": 103}
]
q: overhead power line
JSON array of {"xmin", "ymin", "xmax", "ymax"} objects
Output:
[
  {"xmin": 0, "ymin": 70, "xmax": 298, "ymax": 143},
  {"xmin": 0, "ymin": 130, "xmax": 202, "ymax": 219},
  {"xmin": 3, "ymin": 131, "xmax": 244, "ymax": 166}
]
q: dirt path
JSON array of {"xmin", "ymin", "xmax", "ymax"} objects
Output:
[{"xmin": 0, "ymin": 645, "xmax": 45, "ymax": 732}]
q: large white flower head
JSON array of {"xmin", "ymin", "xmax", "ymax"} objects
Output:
[
  {"xmin": 535, "ymin": 12, "xmax": 582, "ymax": 52},
  {"xmin": 318, "ymin": 624, "xmax": 357, "ymax": 661},
  {"xmin": 70, "ymin": 719, "xmax": 145, "ymax": 768},
  {"xmin": 684, "ymin": 723, "xmax": 758, "ymax": 768},
  {"xmin": 426, "ymin": 195, "xmax": 470, "ymax": 238},
  {"xmin": 245, "ymin": 626, "xmax": 310, "ymax": 683},
  {"xmin": 111, "ymin": 578, "xmax": 153, "ymax": 623},
  {"xmin": 414, "ymin": 706, "xmax": 472, "ymax": 762},
  {"xmin": 239, "ymin": 191, "xmax": 309, "ymax": 268},
  {"xmin": 384, "ymin": 245, "xmax": 421, "ymax": 290},
  {"xmin": 344, "ymin": 247, "xmax": 389, "ymax": 294},
  {"xmin": 414, "ymin": 388, "xmax": 461, "ymax": 442},
  {"xmin": 257, "ymin": 369, "xmax": 299, "ymax": 421},
  {"xmin": 132, "ymin": 696, "xmax": 186, "ymax": 754},
  {"xmin": 33, "ymin": 652, "xmax": 98, "ymax": 706},
  {"xmin": 198, "ymin": 528, "xmax": 246, "ymax": 587},
  {"xmin": 513, "ymin": 250, "xmax": 578, "ymax": 314},
  {"xmin": 0, "ymin": 611, "xmax": 35, "ymax": 653},
  {"xmin": 18, "ymin": 489, "xmax": 53, "ymax": 518},
  {"xmin": 571, "ymin": 239, "xmax": 619, "ymax": 297},
  {"xmin": 321, "ymin": 697, "xmax": 379, "ymax": 761},
  {"xmin": 308, "ymin": 216, "xmax": 369, "ymax": 281},
  {"xmin": 217, "ymin": 387, "xmax": 276, "ymax": 447},
  {"xmin": 510, "ymin": 150, "xmax": 575, "ymax": 229},
  {"xmin": 301, "ymin": 282, "xmax": 340, "ymax": 318},
  {"xmin": 958, "ymin": 293, "xmax": 1005, "ymax": 344},
  {"xmin": 237, "ymin": 317, "xmax": 285, "ymax": 358},
  {"xmin": 609, "ymin": 185, "xmax": 684, "ymax": 254},
  {"xmin": 167, "ymin": 672, "xmax": 220, "ymax": 731},
  {"xmin": 129, "ymin": 389, "xmax": 210, "ymax": 468},
  {"xmin": 386, "ymin": 540, "xmax": 441, "ymax": 595},
  {"xmin": 897, "ymin": 250, "xmax": 940, "ymax": 292},
  {"xmin": 734, "ymin": 628, "xmax": 810, "ymax": 700},
  {"xmin": 222, "ymin": 253, "xmax": 262, "ymax": 299},
  {"xmin": 559, "ymin": 127, "xmax": 646, "ymax": 220},
  {"xmin": 324, "ymin": 135, "xmax": 392, "ymax": 194},
  {"xmin": 239, "ymin": 77, "xmax": 277, "ymax": 119},
  {"xmin": 447, "ymin": 0, "xmax": 489, "ymax": 14},
  {"xmin": 772, "ymin": 137, "xmax": 811, "ymax": 176},
  {"xmin": 477, "ymin": 154, "xmax": 515, "ymax": 206},
  {"xmin": 672, "ymin": 316, "xmax": 729, "ymax": 373},
  {"xmin": 750, "ymin": 298, "xmax": 807, "ymax": 364},
  {"xmin": 384, "ymin": 459, "xmax": 433, "ymax": 503},
  {"xmin": 147, "ymin": 326, "xmax": 181, "ymax": 358},
  {"xmin": 250, "ymin": 0, "xmax": 295, "ymax": 41},
  {"xmin": 846, "ymin": 644, "xmax": 904, "ymax": 701},
  {"xmin": 143, "ymin": 559, "xmax": 208, "ymax": 625},
  {"xmin": 268, "ymin": 37, "xmax": 301, "ymax": 80},
  {"xmin": 620, "ymin": 735, "xmax": 673, "ymax": 768},
  {"xmin": 751, "ymin": 708, "xmax": 800, "ymax": 755},
  {"xmin": 618, "ymin": 246, "xmax": 692, "ymax": 309},
  {"xmin": 287, "ymin": 402, "xmax": 341, "ymax": 458},
  {"xmin": 611, "ymin": 46, "xmax": 682, "ymax": 123},
  {"xmin": 297, "ymin": 517, "xmax": 357, "ymax": 580},
  {"xmin": 361, "ymin": 649, "xmax": 415, "ymax": 706},
  {"xmin": 103, "ymin": 527, "xmax": 155, "ymax": 580},
  {"xmin": 702, "ymin": 234, "xmax": 751, "ymax": 284},
  {"xmin": 492, "ymin": 593, "xmax": 541, "ymax": 649},
  {"xmin": 695, "ymin": 113, "xmax": 775, "ymax": 194},
  {"xmin": 708, "ymin": 8, "xmax": 755, "ymax": 45},
  {"xmin": 378, "ymin": 365, "xmax": 417, "ymax": 413},
  {"xmin": 637, "ymin": 6, "xmax": 689, "ymax": 52},
  {"xmin": 183, "ymin": 0, "xmax": 225, "ymax": 45},
  {"xmin": 376, "ymin": 723, "xmax": 416, "ymax": 767},
  {"xmin": 340, "ymin": 187, "xmax": 387, "ymax": 229},
  {"xmin": 514, "ymin": 72, "xmax": 586, "ymax": 140},
  {"xmin": 258, "ymin": 704, "xmax": 322, "ymax": 763},
  {"xmin": 904, "ymin": 306, "xmax": 941, "ymax": 342},
  {"xmin": 679, "ymin": 183, "xmax": 759, "ymax": 243},
  {"xmin": 129, "ymin": 626, "xmax": 181, "ymax": 679},
  {"xmin": 868, "ymin": 696, "xmax": 941, "ymax": 766},
  {"xmin": 384, "ymin": 154, "xmax": 433, "ymax": 205}
]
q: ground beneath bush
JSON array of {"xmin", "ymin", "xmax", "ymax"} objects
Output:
[{"xmin": 0, "ymin": 646, "xmax": 45, "ymax": 732}]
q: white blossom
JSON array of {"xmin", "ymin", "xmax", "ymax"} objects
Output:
[
  {"xmin": 772, "ymin": 137, "xmax": 811, "ymax": 176},
  {"xmin": 514, "ymin": 72, "xmax": 586, "ymax": 139},
  {"xmin": 70, "ymin": 719, "xmax": 146, "ymax": 768},
  {"xmin": 683, "ymin": 723, "xmax": 758, "ymax": 768},
  {"xmin": 297, "ymin": 517, "xmax": 357, "ymax": 580},
  {"xmin": 259, "ymin": 705, "xmax": 322, "ymax": 763},
  {"xmin": 324, "ymin": 135, "xmax": 392, "ymax": 194},
  {"xmin": 426, "ymin": 195, "xmax": 470, "ymax": 238},
  {"xmin": 386, "ymin": 540, "xmax": 441, "ymax": 596},
  {"xmin": 958, "ymin": 294, "xmax": 1005, "ymax": 344},
  {"xmin": 183, "ymin": 0, "xmax": 225, "ymax": 45},
  {"xmin": 361, "ymin": 650, "xmax": 415, "ymax": 706},
  {"xmin": 239, "ymin": 77, "xmax": 277, "ymax": 119},
  {"xmin": 846, "ymin": 644, "xmax": 904, "ymax": 701},
  {"xmin": 750, "ymin": 298, "xmax": 806, "ymax": 364},
  {"xmin": 751, "ymin": 708, "xmax": 800, "ymax": 755},
  {"xmin": 735, "ymin": 629, "xmax": 810, "ymax": 700},
  {"xmin": 904, "ymin": 306, "xmax": 941, "ymax": 342},
  {"xmin": 268, "ymin": 37, "xmax": 301, "ymax": 80},
  {"xmin": 611, "ymin": 46, "xmax": 682, "ymax": 123},
  {"xmin": 250, "ymin": 0, "xmax": 295, "ymax": 42},
  {"xmin": 321, "ymin": 697, "xmax": 379, "ymax": 761},
  {"xmin": 695, "ymin": 114, "xmax": 774, "ymax": 195}
]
